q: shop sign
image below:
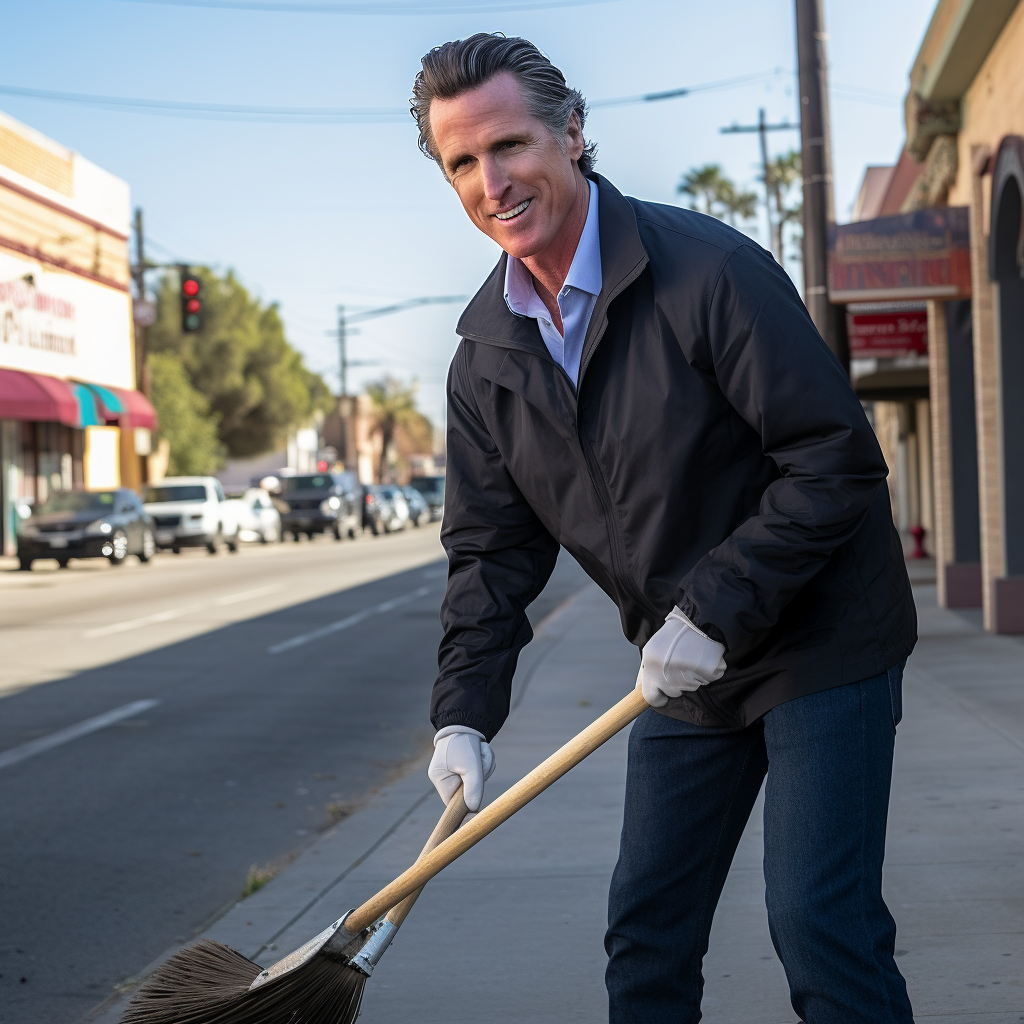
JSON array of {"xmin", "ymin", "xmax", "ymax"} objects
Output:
[
  {"xmin": 0, "ymin": 277, "xmax": 75, "ymax": 355},
  {"xmin": 847, "ymin": 308, "xmax": 928, "ymax": 358},
  {"xmin": 0, "ymin": 252, "xmax": 133, "ymax": 389},
  {"xmin": 828, "ymin": 207, "xmax": 971, "ymax": 302}
]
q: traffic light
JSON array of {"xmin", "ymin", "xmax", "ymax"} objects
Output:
[{"xmin": 180, "ymin": 268, "xmax": 202, "ymax": 332}]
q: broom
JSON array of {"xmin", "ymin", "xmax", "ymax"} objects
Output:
[{"xmin": 121, "ymin": 685, "xmax": 649, "ymax": 1024}]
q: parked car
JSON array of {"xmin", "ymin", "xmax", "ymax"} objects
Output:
[
  {"xmin": 408, "ymin": 474, "xmax": 445, "ymax": 521},
  {"xmin": 402, "ymin": 486, "xmax": 431, "ymax": 527},
  {"xmin": 376, "ymin": 486, "xmax": 411, "ymax": 532},
  {"xmin": 278, "ymin": 471, "xmax": 360, "ymax": 541},
  {"xmin": 361, "ymin": 484, "xmax": 391, "ymax": 536},
  {"xmin": 16, "ymin": 488, "xmax": 155, "ymax": 570},
  {"xmin": 233, "ymin": 487, "xmax": 282, "ymax": 544},
  {"xmin": 143, "ymin": 477, "xmax": 242, "ymax": 554}
]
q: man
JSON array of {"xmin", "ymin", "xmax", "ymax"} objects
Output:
[{"xmin": 414, "ymin": 33, "xmax": 917, "ymax": 1024}]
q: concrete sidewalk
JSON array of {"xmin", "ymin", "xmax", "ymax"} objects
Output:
[{"xmin": 93, "ymin": 579, "xmax": 1022, "ymax": 1023}]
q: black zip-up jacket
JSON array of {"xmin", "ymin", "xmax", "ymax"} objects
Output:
[{"xmin": 432, "ymin": 174, "xmax": 916, "ymax": 738}]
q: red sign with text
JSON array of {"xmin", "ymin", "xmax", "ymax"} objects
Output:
[{"xmin": 847, "ymin": 309, "xmax": 928, "ymax": 358}]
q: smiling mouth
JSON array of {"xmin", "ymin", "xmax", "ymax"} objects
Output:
[{"xmin": 494, "ymin": 198, "xmax": 532, "ymax": 222}]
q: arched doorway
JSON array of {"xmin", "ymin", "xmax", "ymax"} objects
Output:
[{"xmin": 989, "ymin": 137, "xmax": 1024, "ymax": 626}]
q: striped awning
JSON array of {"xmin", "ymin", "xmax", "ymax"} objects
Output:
[
  {"xmin": 74, "ymin": 381, "xmax": 158, "ymax": 430},
  {"xmin": 0, "ymin": 369, "xmax": 157, "ymax": 430}
]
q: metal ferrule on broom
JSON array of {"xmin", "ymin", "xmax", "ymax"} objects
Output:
[{"xmin": 249, "ymin": 685, "xmax": 649, "ymax": 991}]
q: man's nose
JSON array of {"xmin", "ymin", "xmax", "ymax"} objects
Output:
[{"xmin": 480, "ymin": 156, "xmax": 510, "ymax": 202}]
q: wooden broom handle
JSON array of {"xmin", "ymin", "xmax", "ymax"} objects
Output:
[
  {"xmin": 346, "ymin": 686, "xmax": 648, "ymax": 934},
  {"xmin": 383, "ymin": 785, "xmax": 470, "ymax": 930}
]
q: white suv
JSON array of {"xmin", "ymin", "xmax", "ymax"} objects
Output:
[{"xmin": 143, "ymin": 477, "xmax": 242, "ymax": 555}]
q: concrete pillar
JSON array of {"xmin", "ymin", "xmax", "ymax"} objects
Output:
[
  {"xmin": 968, "ymin": 146, "xmax": 1006, "ymax": 631},
  {"xmin": 927, "ymin": 300, "xmax": 982, "ymax": 607}
]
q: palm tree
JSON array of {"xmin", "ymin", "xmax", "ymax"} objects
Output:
[
  {"xmin": 764, "ymin": 150, "xmax": 803, "ymax": 268},
  {"xmin": 678, "ymin": 164, "xmax": 758, "ymax": 227},
  {"xmin": 677, "ymin": 164, "xmax": 733, "ymax": 217},
  {"xmin": 365, "ymin": 376, "xmax": 419, "ymax": 483}
]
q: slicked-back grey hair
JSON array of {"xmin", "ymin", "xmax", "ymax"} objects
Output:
[{"xmin": 411, "ymin": 33, "xmax": 597, "ymax": 177}]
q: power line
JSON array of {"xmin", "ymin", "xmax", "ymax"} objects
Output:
[
  {"xmin": 590, "ymin": 69, "xmax": 785, "ymax": 107},
  {"xmin": 0, "ymin": 69, "xmax": 790, "ymax": 123},
  {"xmin": 116, "ymin": 0, "xmax": 617, "ymax": 12},
  {"xmin": 0, "ymin": 84, "xmax": 408, "ymax": 122}
]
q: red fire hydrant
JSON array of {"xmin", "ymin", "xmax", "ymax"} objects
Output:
[{"xmin": 910, "ymin": 524, "xmax": 928, "ymax": 559}]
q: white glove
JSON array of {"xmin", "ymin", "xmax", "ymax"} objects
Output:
[
  {"xmin": 428, "ymin": 725, "xmax": 495, "ymax": 811},
  {"xmin": 640, "ymin": 607, "xmax": 726, "ymax": 707}
]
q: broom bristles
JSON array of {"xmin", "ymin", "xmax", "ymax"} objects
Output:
[{"xmin": 121, "ymin": 937, "xmax": 368, "ymax": 1024}]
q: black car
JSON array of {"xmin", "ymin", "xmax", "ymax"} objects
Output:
[
  {"xmin": 361, "ymin": 484, "xmax": 396, "ymax": 536},
  {"xmin": 279, "ymin": 472, "xmax": 361, "ymax": 541},
  {"xmin": 16, "ymin": 489, "xmax": 155, "ymax": 571},
  {"xmin": 408, "ymin": 474, "xmax": 445, "ymax": 521}
]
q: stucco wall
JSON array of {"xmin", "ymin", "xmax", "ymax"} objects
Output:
[{"xmin": 948, "ymin": 1, "xmax": 1024, "ymax": 207}]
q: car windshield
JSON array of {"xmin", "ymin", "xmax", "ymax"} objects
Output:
[
  {"xmin": 145, "ymin": 485, "xmax": 207, "ymax": 503},
  {"xmin": 379, "ymin": 487, "xmax": 402, "ymax": 499},
  {"xmin": 282, "ymin": 475, "xmax": 332, "ymax": 493},
  {"xmin": 36, "ymin": 491, "xmax": 115, "ymax": 514}
]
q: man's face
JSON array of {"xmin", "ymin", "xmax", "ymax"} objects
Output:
[{"xmin": 429, "ymin": 72, "xmax": 585, "ymax": 260}]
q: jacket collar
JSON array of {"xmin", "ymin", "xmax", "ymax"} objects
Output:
[{"xmin": 456, "ymin": 174, "xmax": 649, "ymax": 356}]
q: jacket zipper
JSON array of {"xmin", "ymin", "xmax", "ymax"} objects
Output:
[{"xmin": 570, "ymin": 320, "xmax": 660, "ymax": 626}]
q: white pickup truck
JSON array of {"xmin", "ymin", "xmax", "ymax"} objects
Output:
[{"xmin": 143, "ymin": 476, "xmax": 243, "ymax": 555}]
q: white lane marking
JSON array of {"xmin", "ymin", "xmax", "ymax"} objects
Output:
[
  {"xmin": 214, "ymin": 584, "xmax": 280, "ymax": 606},
  {"xmin": 84, "ymin": 585, "xmax": 282, "ymax": 637},
  {"xmin": 84, "ymin": 604, "xmax": 205, "ymax": 639},
  {"xmin": 268, "ymin": 585, "xmax": 431, "ymax": 654},
  {"xmin": 0, "ymin": 699, "xmax": 160, "ymax": 771}
]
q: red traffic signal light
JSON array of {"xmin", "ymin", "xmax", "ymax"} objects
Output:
[{"xmin": 180, "ymin": 267, "xmax": 202, "ymax": 332}]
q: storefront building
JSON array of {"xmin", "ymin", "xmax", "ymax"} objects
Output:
[
  {"xmin": 0, "ymin": 110, "xmax": 155, "ymax": 555},
  {"xmin": 834, "ymin": 0, "xmax": 1024, "ymax": 633}
]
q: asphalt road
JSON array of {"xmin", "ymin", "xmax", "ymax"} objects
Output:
[{"xmin": 0, "ymin": 529, "xmax": 589, "ymax": 1024}]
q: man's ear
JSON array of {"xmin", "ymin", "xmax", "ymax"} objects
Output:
[{"xmin": 565, "ymin": 112, "xmax": 585, "ymax": 162}]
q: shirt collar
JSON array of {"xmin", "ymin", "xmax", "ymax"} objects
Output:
[{"xmin": 503, "ymin": 178, "xmax": 602, "ymax": 319}]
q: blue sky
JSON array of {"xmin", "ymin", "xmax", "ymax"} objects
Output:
[{"xmin": 1, "ymin": 0, "xmax": 935, "ymax": 426}]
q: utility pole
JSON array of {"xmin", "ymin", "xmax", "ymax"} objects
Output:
[
  {"xmin": 795, "ymin": 0, "xmax": 849, "ymax": 372},
  {"xmin": 720, "ymin": 109, "xmax": 797, "ymax": 262},
  {"xmin": 328, "ymin": 294, "xmax": 466, "ymax": 473},
  {"xmin": 336, "ymin": 304, "xmax": 348, "ymax": 398},
  {"xmin": 131, "ymin": 207, "xmax": 152, "ymax": 397}
]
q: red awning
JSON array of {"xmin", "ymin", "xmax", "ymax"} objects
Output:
[
  {"xmin": 108, "ymin": 385, "xmax": 157, "ymax": 430},
  {"xmin": 0, "ymin": 368, "xmax": 79, "ymax": 426}
]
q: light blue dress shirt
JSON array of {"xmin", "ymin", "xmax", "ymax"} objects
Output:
[{"xmin": 503, "ymin": 178, "xmax": 602, "ymax": 389}]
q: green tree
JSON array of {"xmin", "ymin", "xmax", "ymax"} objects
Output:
[
  {"xmin": 148, "ymin": 351, "xmax": 224, "ymax": 475},
  {"xmin": 149, "ymin": 268, "xmax": 332, "ymax": 459},
  {"xmin": 365, "ymin": 377, "xmax": 423, "ymax": 483},
  {"xmin": 677, "ymin": 164, "xmax": 758, "ymax": 226}
]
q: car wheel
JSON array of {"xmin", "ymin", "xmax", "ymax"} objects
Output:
[
  {"xmin": 259, "ymin": 528, "xmax": 269, "ymax": 545},
  {"xmin": 207, "ymin": 530, "xmax": 221, "ymax": 555},
  {"xmin": 172, "ymin": 546, "xmax": 181, "ymax": 555},
  {"xmin": 348, "ymin": 527, "xmax": 356, "ymax": 540},
  {"xmin": 108, "ymin": 530, "xmax": 129, "ymax": 565},
  {"xmin": 57, "ymin": 558, "xmax": 70, "ymax": 569},
  {"xmin": 18, "ymin": 556, "xmax": 33, "ymax": 571},
  {"xmin": 292, "ymin": 531, "xmax": 301, "ymax": 543},
  {"xmin": 333, "ymin": 525, "xmax": 342, "ymax": 541},
  {"xmin": 226, "ymin": 535, "xmax": 239, "ymax": 553},
  {"xmin": 138, "ymin": 529, "xmax": 156, "ymax": 563}
]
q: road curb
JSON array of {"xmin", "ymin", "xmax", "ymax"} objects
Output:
[{"xmin": 82, "ymin": 580, "xmax": 591, "ymax": 1023}]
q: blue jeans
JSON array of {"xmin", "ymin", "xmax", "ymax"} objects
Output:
[{"xmin": 605, "ymin": 667, "xmax": 914, "ymax": 1023}]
